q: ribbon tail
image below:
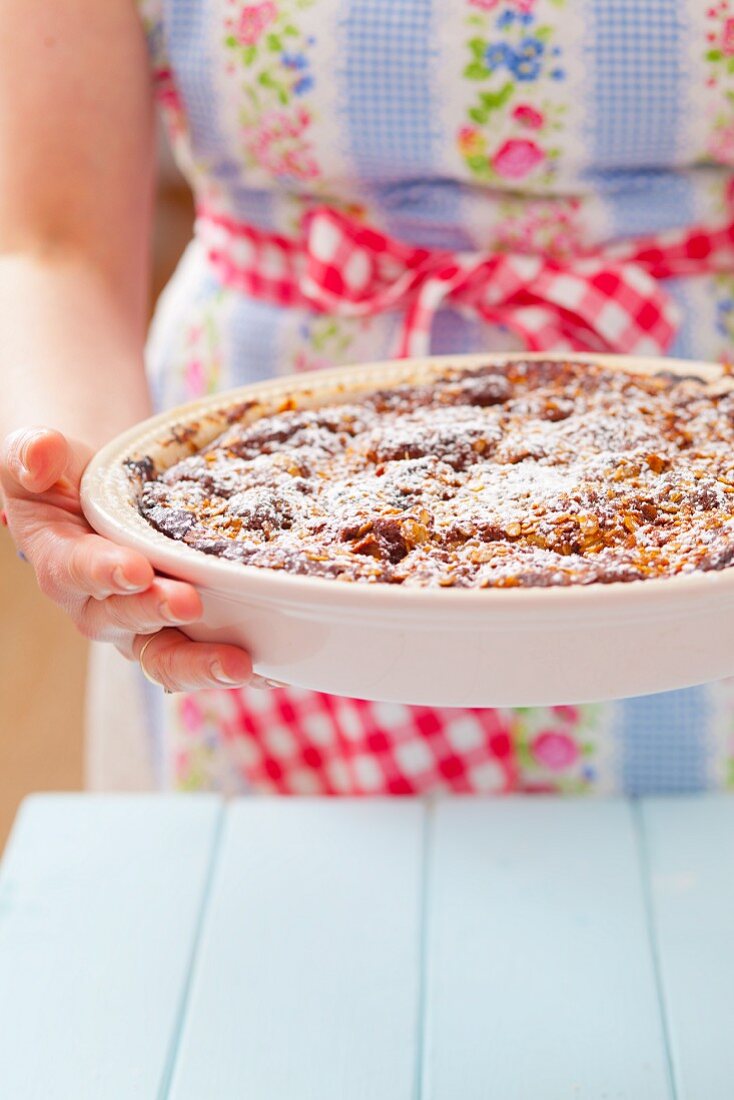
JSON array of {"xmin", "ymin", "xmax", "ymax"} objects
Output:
[{"xmin": 393, "ymin": 266, "xmax": 475, "ymax": 359}]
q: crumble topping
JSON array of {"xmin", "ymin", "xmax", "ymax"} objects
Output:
[{"xmin": 134, "ymin": 359, "xmax": 734, "ymax": 587}]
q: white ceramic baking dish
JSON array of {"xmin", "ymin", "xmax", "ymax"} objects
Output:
[{"xmin": 80, "ymin": 352, "xmax": 734, "ymax": 707}]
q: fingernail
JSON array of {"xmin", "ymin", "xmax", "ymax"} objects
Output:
[
  {"xmin": 159, "ymin": 599, "xmax": 191, "ymax": 624},
  {"xmin": 18, "ymin": 431, "xmax": 44, "ymax": 475},
  {"xmin": 249, "ymin": 674, "xmax": 285, "ymax": 690},
  {"xmin": 112, "ymin": 566, "xmax": 146, "ymax": 592},
  {"xmin": 211, "ymin": 659, "xmax": 248, "ymax": 686}
]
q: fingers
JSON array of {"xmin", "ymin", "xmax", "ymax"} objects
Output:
[
  {"xmin": 63, "ymin": 531, "xmax": 155, "ymax": 600},
  {"xmin": 83, "ymin": 577, "xmax": 202, "ymax": 640},
  {"xmin": 131, "ymin": 629, "xmax": 253, "ymax": 692}
]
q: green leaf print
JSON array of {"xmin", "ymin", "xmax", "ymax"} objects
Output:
[
  {"xmin": 266, "ymin": 33, "xmax": 284, "ymax": 52},
  {"xmin": 464, "ymin": 61, "xmax": 491, "ymax": 81},
  {"xmin": 467, "ymin": 82, "xmax": 514, "ymax": 125},
  {"xmin": 225, "ymin": 34, "xmax": 238, "ymax": 48},
  {"xmin": 257, "ymin": 69, "xmax": 290, "ymax": 103},
  {"xmin": 707, "ymin": 49, "xmax": 724, "ymax": 62},
  {"xmin": 468, "ymin": 37, "xmax": 487, "ymax": 59},
  {"xmin": 480, "ymin": 82, "xmax": 514, "ymax": 112},
  {"xmin": 466, "ymin": 153, "xmax": 491, "ymax": 175},
  {"xmin": 242, "ymin": 44, "xmax": 257, "ymax": 66}
]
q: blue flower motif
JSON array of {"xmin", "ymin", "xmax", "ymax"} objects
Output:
[
  {"xmin": 550, "ymin": 67, "xmax": 566, "ymax": 81},
  {"xmin": 518, "ymin": 11, "xmax": 534, "ymax": 25},
  {"xmin": 517, "ymin": 36, "xmax": 546, "ymax": 59},
  {"xmin": 484, "ymin": 41, "xmax": 514, "ymax": 70},
  {"xmin": 282, "ymin": 52, "xmax": 309, "ymax": 71},
  {"xmin": 582, "ymin": 765, "xmax": 597, "ymax": 782},
  {"xmin": 497, "ymin": 11, "xmax": 516, "ymax": 28},
  {"xmin": 293, "ymin": 74, "xmax": 315, "ymax": 96},
  {"xmin": 509, "ymin": 53, "xmax": 542, "ymax": 81},
  {"xmin": 716, "ymin": 299, "xmax": 734, "ymax": 336}
]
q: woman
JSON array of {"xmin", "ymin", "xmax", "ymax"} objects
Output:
[{"xmin": 3, "ymin": 0, "xmax": 734, "ymax": 796}]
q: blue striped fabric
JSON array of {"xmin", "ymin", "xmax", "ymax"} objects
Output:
[
  {"xmin": 339, "ymin": 0, "xmax": 475, "ymax": 345},
  {"xmin": 165, "ymin": 0, "xmax": 277, "ymax": 226},
  {"xmin": 585, "ymin": 0, "xmax": 695, "ymax": 235},
  {"xmin": 584, "ymin": 1, "xmax": 696, "ymax": 408},
  {"xmin": 228, "ymin": 297, "xmax": 281, "ymax": 385},
  {"xmin": 340, "ymin": 0, "xmax": 474, "ymax": 252},
  {"xmin": 339, "ymin": 0, "xmax": 438, "ymax": 182},
  {"xmin": 588, "ymin": 0, "xmax": 685, "ymax": 172},
  {"xmin": 616, "ymin": 687, "xmax": 712, "ymax": 795}
]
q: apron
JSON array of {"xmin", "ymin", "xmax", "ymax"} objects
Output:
[{"xmin": 87, "ymin": 0, "xmax": 734, "ymax": 796}]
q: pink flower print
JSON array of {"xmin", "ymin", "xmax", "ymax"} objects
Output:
[
  {"xmin": 552, "ymin": 704, "xmax": 580, "ymax": 723},
  {"xmin": 469, "ymin": 0, "xmax": 536, "ymax": 9},
  {"xmin": 153, "ymin": 68, "xmax": 183, "ymax": 113},
  {"xmin": 532, "ymin": 730, "xmax": 580, "ymax": 771},
  {"xmin": 513, "ymin": 103, "xmax": 544, "ymax": 130},
  {"xmin": 723, "ymin": 17, "xmax": 734, "ymax": 54},
  {"xmin": 709, "ymin": 122, "xmax": 734, "ymax": 164},
  {"xmin": 237, "ymin": 1, "xmax": 277, "ymax": 46},
  {"xmin": 180, "ymin": 696, "xmax": 204, "ymax": 735},
  {"xmin": 492, "ymin": 138, "xmax": 545, "ymax": 179},
  {"xmin": 458, "ymin": 125, "xmax": 483, "ymax": 154},
  {"xmin": 185, "ymin": 358, "xmax": 205, "ymax": 398}
]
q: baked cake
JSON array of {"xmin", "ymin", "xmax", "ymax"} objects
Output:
[{"xmin": 131, "ymin": 359, "xmax": 734, "ymax": 588}]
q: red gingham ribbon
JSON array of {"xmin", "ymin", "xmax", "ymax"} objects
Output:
[{"xmin": 198, "ymin": 205, "xmax": 734, "ymax": 359}]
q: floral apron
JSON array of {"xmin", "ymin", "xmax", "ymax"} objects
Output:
[{"xmin": 87, "ymin": 0, "xmax": 734, "ymax": 797}]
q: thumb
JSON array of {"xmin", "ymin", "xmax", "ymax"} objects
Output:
[{"xmin": 1, "ymin": 428, "xmax": 91, "ymax": 496}]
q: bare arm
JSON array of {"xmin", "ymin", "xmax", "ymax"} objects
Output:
[
  {"xmin": 0, "ymin": 0, "xmax": 252, "ymax": 692},
  {"xmin": 0, "ymin": 0, "xmax": 154, "ymax": 445}
]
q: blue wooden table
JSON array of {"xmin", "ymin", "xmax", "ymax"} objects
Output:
[{"xmin": 1, "ymin": 795, "xmax": 733, "ymax": 1099}]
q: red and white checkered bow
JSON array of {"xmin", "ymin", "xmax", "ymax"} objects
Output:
[{"xmin": 199, "ymin": 205, "xmax": 734, "ymax": 359}]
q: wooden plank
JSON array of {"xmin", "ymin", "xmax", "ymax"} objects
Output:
[
  {"xmin": 0, "ymin": 794, "xmax": 221, "ymax": 1100},
  {"xmin": 640, "ymin": 796, "xmax": 734, "ymax": 1100},
  {"xmin": 168, "ymin": 800, "xmax": 425, "ymax": 1100},
  {"xmin": 422, "ymin": 799, "xmax": 672, "ymax": 1100}
]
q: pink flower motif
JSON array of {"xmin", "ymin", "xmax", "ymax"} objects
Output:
[
  {"xmin": 458, "ymin": 125, "xmax": 483, "ymax": 152},
  {"xmin": 237, "ymin": 1, "xmax": 277, "ymax": 46},
  {"xmin": 153, "ymin": 69, "xmax": 183, "ymax": 113},
  {"xmin": 723, "ymin": 17, "xmax": 734, "ymax": 54},
  {"xmin": 492, "ymin": 138, "xmax": 545, "ymax": 180},
  {"xmin": 709, "ymin": 122, "xmax": 734, "ymax": 164},
  {"xmin": 186, "ymin": 358, "xmax": 205, "ymax": 397},
  {"xmin": 552, "ymin": 704, "xmax": 580, "ymax": 723},
  {"xmin": 531, "ymin": 730, "xmax": 580, "ymax": 771},
  {"xmin": 180, "ymin": 697, "xmax": 204, "ymax": 734},
  {"xmin": 469, "ymin": 0, "xmax": 536, "ymax": 8},
  {"xmin": 513, "ymin": 104, "xmax": 545, "ymax": 129}
]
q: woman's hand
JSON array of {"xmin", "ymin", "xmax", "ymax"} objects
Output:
[{"xmin": 0, "ymin": 427, "xmax": 253, "ymax": 692}]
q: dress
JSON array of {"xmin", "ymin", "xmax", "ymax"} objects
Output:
[{"xmin": 87, "ymin": 0, "xmax": 734, "ymax": 796}]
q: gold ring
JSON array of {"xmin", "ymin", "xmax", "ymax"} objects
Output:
[{"xmin": 138, "ymin": 634, "xmax": 169, "ymax": 692}]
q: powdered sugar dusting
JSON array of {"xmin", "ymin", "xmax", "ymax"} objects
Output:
[{"xmin": 136, "ymin": 359, "xmax": 734, "ymax": 587}]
